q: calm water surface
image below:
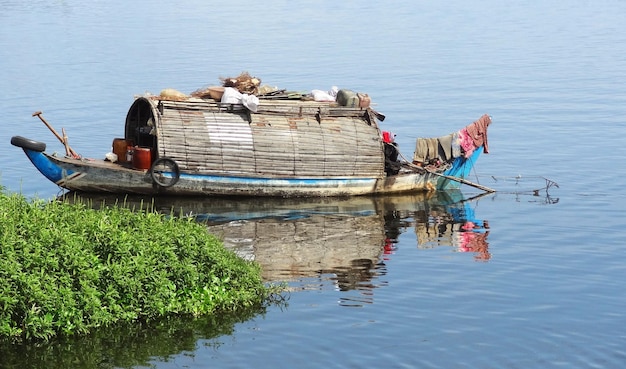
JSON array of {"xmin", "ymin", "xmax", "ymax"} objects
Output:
[{"xmin": 1, "ymin": 1, "xmax": 626, "ymax": 368}]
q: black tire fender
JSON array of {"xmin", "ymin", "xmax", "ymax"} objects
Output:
[
  {"xmin": 150, "ymin": 157, "xmax": 180, "ymax": 188},
  {"xmin": 10, "ymin": 136, "xmax": 46, "ymax": 152}
]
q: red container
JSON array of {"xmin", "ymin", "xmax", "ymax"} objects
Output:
[
  {"xmin": 382, "ymin": 131, "xmax": 394, "ymax": 143},
  {"xmin": 132, "ymin": 146, "xmax": 152, "ymax": 170}
]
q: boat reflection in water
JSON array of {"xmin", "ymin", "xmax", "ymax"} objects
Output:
[
  {"xmin": 61, "ymin": 190, "xmax": 490, "ymax": 305},
  {"xmin": 384, "ymin": 193, "xmax": 491, "ymax": 262}
]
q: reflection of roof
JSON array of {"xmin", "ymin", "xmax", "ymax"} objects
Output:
[{"xmin": 208, "ymin": 213, "xmax": 386, "ymax": 281}]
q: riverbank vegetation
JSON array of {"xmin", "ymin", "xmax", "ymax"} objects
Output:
[{"xmin": 0, "ymin": 188, "xmax": 279, "ymax": 342}]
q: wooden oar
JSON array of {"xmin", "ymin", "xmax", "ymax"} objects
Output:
[
  {"xmin": 423, "ymin": 167, "xmax": 496, "ymax": 193},
  {"xmin": 396, "ymin": 152, "xmax": 496, "ymax": 192},
  {"xmin": 394, "ymin": 146, "xmax": 496, "ymax": 192},
  {"xmin": 403, "ymin": 160, "xmax": 495, "ymax": 193},
  {"xmin": 32, "ymin": 111, "xmax": 80, "ymax": 158},
  {"xmin": 61, "ymin": 127, "xmax": 71, "ymax": 157},
  {"xmin": 397, "ymin": 150, "xmax": 496, "ymax": 193}
]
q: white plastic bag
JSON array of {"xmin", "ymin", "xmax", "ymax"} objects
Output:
[
  {"xmin": 105, "ymin": 152, "xmax": 118, "ymax": 162},
  {"xmin": 311, "ymin": 86, "xmax": 339, "ymax": 102},
  {"xmin": 241, "ymin": 94, "xmax": 259, "ymax": 112},
  {"xmin": 221, "ymin": 87, "xmax": 243, "ymax": 104},
  {"xmin": 311, "ymin": 89, "xmax": 334, "ymax": 102},
  {"xmin": 221, "ymin": 87, "xmax": 259, "ymax": 112}
]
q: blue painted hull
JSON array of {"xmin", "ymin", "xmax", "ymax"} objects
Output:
[{"xmin": 16, "ymin": 146, "xmax": 483, "ymax": 197}]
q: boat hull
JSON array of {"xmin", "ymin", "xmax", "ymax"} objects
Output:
[{"xmin": 16, "ymin": 147, "xmax": 482, "ymax": 197}]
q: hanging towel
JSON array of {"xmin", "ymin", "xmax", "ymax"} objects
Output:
[
  {"xmin": 413, "ymin": 137, "xmax": 439, "ymax": 162},
  {"xmin": 458, "ymin": 128, "xmax": 475, "ymax": 158},
  {"xmin": 451, "ymin": 131, "xmax": 462, "ymax": 158},
  {"xmin": 464, "ymin": 114, "xmax": 491, "ymax": 154},
  {"xmin": 437, "ymin": 133, "xmax": 454, "ymax": 161},
  {"xmin": 413, "ymin": 138, "xmax": 429, "ymax": 162}
]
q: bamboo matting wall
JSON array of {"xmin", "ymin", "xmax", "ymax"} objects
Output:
[{"xmin": 152, "ymin": 98, "xmax": 384, "ymax": 178}]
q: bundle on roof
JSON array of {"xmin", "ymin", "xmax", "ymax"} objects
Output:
[
  {"xmin": 190, "ymin": 86, "xmax": 224, "ymax": 100},
  {"xmin": 220, "ymin": 71, "xmax": 261, "ymax": 95},
  {"xmin": 159, "ymin": 88, "xmax": 188, "ymax": 101}
]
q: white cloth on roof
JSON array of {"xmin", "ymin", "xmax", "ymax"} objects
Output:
[{"xmin": 221, "ymin": 87, "xmax": 260, "ymax": 112}]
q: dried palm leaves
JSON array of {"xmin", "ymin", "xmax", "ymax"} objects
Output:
[{"xmin": 220, "ymin": 71, "xmax": 261, "ymax": 95}]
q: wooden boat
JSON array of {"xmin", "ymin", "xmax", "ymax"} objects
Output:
[{"xmin": 11, "ymin": 86, "xmax": 492, "ymax": 197}]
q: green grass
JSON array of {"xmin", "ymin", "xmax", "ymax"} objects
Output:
[{"xmin": 0, "ymin": 188, "xmax": 279, "ymax": 342}]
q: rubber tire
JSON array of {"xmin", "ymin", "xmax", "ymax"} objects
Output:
[
  {"xmin": 10, "ymin": 136, "xmax": 46, "ymax": 152},
  {"xmin": 150, "ymin": 157, "xmax": 180, "ymax": 188}
]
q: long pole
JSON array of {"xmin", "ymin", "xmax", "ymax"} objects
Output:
[
  {"xmin": 397, "ymin": 149, "xmax": 496, "ymax": 193},
  {"xmin": 424, "ymin": 168, "xmax": 496, "ymax": 193},
  {"xmin": 32, "ymin": 111, "xmax": 80, "ymax": 158}
]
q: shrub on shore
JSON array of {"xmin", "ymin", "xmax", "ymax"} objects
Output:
[{"xmin": 0, "ymin": 189, "xmax": 275, "ymax": 342}]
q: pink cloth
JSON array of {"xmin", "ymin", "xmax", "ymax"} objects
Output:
[
  {"xmin": 457, "ymin": 114, "xmax": 491, "ymax": 158},
  {"xmin": 465, "ymin": 114, "xmax": 491, "ymax": 154},
  {"xmin": 458, "ymin": 128, "xmax": 475, "ymax": 158}
]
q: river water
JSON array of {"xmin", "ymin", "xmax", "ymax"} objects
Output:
[{"xmin": 1, "ymin": 1, "xmax": 626, "ymax": 368}]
